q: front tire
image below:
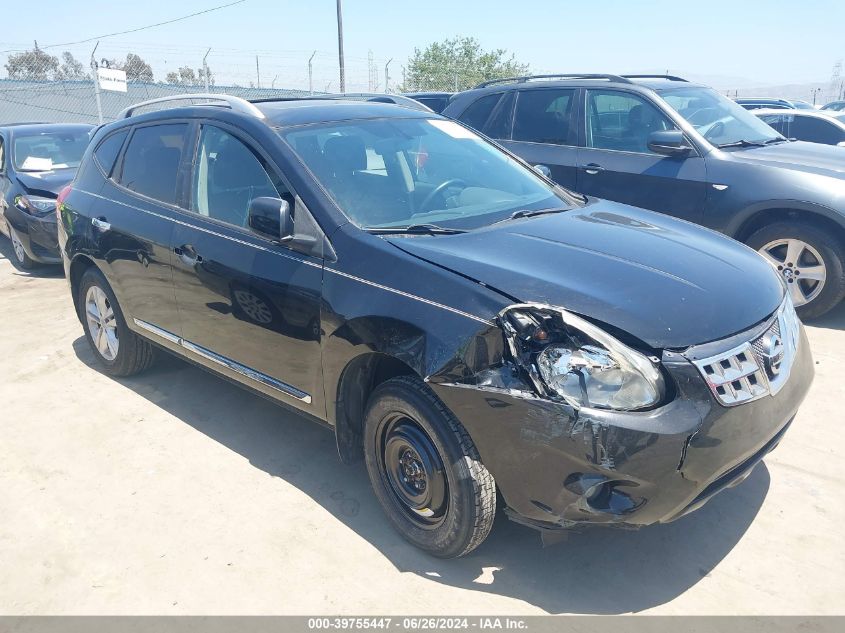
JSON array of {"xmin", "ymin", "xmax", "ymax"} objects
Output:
[
  {"xmin": 364, "ymin": 376, "xmax": 496, "ymax": 558},
  {"xmin": 746, "ymin": 221, "xmax": 845, "ymax": 319},
  {"xmin": 78, "ymin": 268, "xmax": 156, "ymax": 376},
  {"xmin": 8, "ymin": 225, "xmax": 35, "ymax": 270}
]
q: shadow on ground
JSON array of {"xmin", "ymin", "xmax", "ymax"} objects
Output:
[
  {"xmin": 72, "ymin": 336, "xmax": 770, "ymax": 614},
  {"xmin": 805, "ymin": 299, "xmax": 845, "ymax": 332},
  {"xmin": 0, "ymin": 233, "xmax": 64, "ymax": 278}
]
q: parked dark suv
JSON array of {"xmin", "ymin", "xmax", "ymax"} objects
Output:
[
  {"xmin": 59, "ymin": 94, "xmax": 812, "ymax": 557},
  {"xmin": 0, "ymin": 122, "xmax": 92, "ymax": 268},
  {"xmin": 443, "ymin": 74, "xmax": 845, "ymax": 318}
]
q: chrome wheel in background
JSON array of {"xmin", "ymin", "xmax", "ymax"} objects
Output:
[
  {"xmin": 758, "ymin": 238, "xmax": 826, "ymax": 307},
  {"xmin": 85, "ymin": 285, "xmax": 119, "ymax": 361},
  {"xmin": 9, "ymin": 227, "xmax": 27, "ymax": 264}
]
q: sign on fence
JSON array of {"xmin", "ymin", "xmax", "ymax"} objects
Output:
[{"xmin": 97, "ymin": 68, "xmax": 127, "ymax": 93}]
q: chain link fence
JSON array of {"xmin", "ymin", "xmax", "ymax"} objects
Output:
[{"xmin": 0, "ymin": 44, "xmax": 504, "ymax": 125}]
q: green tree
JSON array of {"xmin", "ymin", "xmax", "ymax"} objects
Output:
[
  {"xmin": 58, "ymin": 52, "xmax": 87, "ymax": 80},
  {"xmin": 166, "ymin": 66, "xmax": 203, "ymax": 86},
  {"xmin": 404, "ymin": 36, "xmax": 528, "ymax": 92},
  {"xmin": 4, "ymin": 47, "xmax": 60, "ymax": 80},
  {"xmin": 122, "ymin": 53, "xmax": 154, "ymax": 82}
]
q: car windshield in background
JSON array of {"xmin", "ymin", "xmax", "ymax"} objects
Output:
[
  {"xmin": 13, "ymin": 131, "xmax": 89, "ymax": 171},
  {"xmin": 659, "ymin": 87, "xmax": 785, "ymax": 147},
  {"xmin": 281, "ymin": 118, "xmax": 568, "ymax": 231}
]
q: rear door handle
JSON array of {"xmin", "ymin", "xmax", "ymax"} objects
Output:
[
  {"xmin": 174, "ymin": 244, "xmax": 203, "ymax": 266},
  {"xmin": 91, "ymin": 217, "xmax": 111, "ymax": 232},
  {"xmin": 581, "ymin": 163, "xmax": 604, "ymax": 175}
]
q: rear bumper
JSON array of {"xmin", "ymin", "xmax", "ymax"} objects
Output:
[{"xmin": 431, "ymin": 326, "xmax": 814, "ymax": 531}]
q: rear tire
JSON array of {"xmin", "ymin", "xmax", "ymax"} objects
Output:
[
  {"xmin": 8, "ymin": 225, "xmax": 35, "ymax": 270},
  {"xmin": 78, "ymin": 268, "xmax": 155, "ymax": 376},
  {"xmin": 746, "ymin": 221, "xmax": 845, "ymax": 319},
  {"xmin": 363, "ymin": 376, "xmax": 496, "ymax": 558}
]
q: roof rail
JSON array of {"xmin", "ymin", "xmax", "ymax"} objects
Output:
[
  {"xmin": 118, "ymin": 94, "xmax": 265, "ymax": 120},
  {"xmin": 621, "ymin": 74, "xmax": 688, "ymax": 82},
  {"xmin": 474, "ymin": 74, "xmax": 632, "ymax": 89}
]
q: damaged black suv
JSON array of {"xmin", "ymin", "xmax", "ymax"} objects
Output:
[{"xmin": 59, "ymin": 95, "xmax": 813, "ymax": 558}]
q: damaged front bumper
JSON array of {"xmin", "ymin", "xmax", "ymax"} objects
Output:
[{"xmin": 428, "ymin": 318, "xmax": 814, "ymax": 533}]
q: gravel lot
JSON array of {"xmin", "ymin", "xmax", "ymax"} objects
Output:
[{"xmin": 1, "ymin": 235, "xmax": 843, "ymax": 616}]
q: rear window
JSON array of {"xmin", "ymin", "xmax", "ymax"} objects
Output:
[
  {"xmin": 118, "ymin": 124, "xmax": 188, "ymax": 205},
  {"xmin": 93, "ymin": 130, "xmax": 128, "ymax": 177},
  {"xmin": 13, "ymin": 130, "xmax": 89, "ymax": 171},
  {"xmin": 457, "ymin": 93, "xmax": 502, "ymax": 132}
]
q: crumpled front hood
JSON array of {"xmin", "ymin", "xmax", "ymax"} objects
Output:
[
  {"xmin": 724, "ymin": 141, "xmax": 845, "ymax": 178},
  {"xmin": 388, "ymin": 201, "xmax": 784, "ymax": 349},
  {"xmin": 15, "ymin": 169, "xmax": 75, "ymax": 197}
]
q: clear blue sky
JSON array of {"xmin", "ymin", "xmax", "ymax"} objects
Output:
[{"xmin": 1, "ymin": 0, "xmax": 843, "ymax": 91}]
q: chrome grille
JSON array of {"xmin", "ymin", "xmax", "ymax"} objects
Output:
[{"xmin": 693, "ymin": 297, "xmax": 801, "ymax": 406}]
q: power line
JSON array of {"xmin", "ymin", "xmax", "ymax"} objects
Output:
[{"xmin": 0, "ymin": 1, "xmax": 248, "ymax": 54}]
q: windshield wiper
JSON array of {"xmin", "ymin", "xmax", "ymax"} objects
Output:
[
  {"xmin": 365, "ymin": 223, "xmax": 467, "ymax": 235},
  {"xmin": 492, "ymin": 207, "xmax": 569, "ymax": 225},
  {"xmin": 763, "ymin": 137, "xmax": 790, "ymax": 144},
  {"xmin": 716, "ymin": 139, "xmax": 767, "ymax": 148}
]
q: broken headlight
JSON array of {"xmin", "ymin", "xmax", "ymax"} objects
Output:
[{"xmin": 500, "ymin": 305, "xmax": 664, "ymax": 411}]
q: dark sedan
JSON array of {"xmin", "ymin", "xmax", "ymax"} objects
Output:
[{"xmin": 0, "ymin": 122, "xmax": 92, "ymax": 268}]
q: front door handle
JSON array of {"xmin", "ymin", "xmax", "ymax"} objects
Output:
[
  {"xmin": 175, "ymin": 244, "xmax": 203, "ymax": 266},
  {"xmin": 91, "ymin": 217, "xmax": 111, "ymax": 232},
  {"xmin": 581, "ymin": 163, "xmax": 604, "ymax": 175}
]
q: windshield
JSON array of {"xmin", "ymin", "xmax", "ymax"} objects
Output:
[
  {"xmin": 13, "ymin": 130, "xmax": 89, "ymax": 171},
  {"xmin": 280, "ymin": 117, "xmax": 570, "ymax": 231},
  {"xmin": 659, "ymin": 87, "xmax": 784, "ymax": 147}
]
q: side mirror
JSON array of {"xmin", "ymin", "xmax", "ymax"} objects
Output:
[
  {"xmin": 648, "ymin": 129, "xmax": 692, "ymax": 156},
  {"xmin": 248, "ymin": 197, "xmax": 293, "ymax": 241},
  {"xmin": 533, "ymin": 164, "xmax": 552, "ymax": 178}
]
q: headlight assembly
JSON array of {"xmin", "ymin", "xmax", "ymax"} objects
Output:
[
  {"xmin": 15, "ymin": 195, "xmax": 57, "ymax": 217},
  {"xmin": 499, "ymin": 304, "xmax": 664, "ymax": 411}
]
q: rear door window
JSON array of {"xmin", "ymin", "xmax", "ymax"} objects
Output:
[
  {"xmin": 93, "ymin": 129, "xmax": 128, "ymax": 177},
  {"xmin": 512, "ymin": 89, "xmax": 575, "ymax": 145},
  {"xmin": 457, "ymin": 93, "xmax": 503, "ymax": 132},
  {"xmin": 118, "ymin": 123, "xmax": 188, "ymax": 205}
]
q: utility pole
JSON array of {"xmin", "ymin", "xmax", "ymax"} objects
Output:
[
  {"xmin": 255, "ymin": 55, "xmax": 260, "ymax": 89},
  {"xmin": 384, "ymin": 58, "xmax": 392, "ymax": 94},
  {"xmin": 336, "ymin": 0, "xmax": 346, "ymax": 93},
  {"xmin": 202, "ymin": 48, "xmax": 211, "ymax": 93},
  {"xmin": 308, "ymin": 50, "xmax": 316, "ymax": 95},
  {"xmin": 90, "ymin": 41, "xmax": 103, "ymax": 125}
]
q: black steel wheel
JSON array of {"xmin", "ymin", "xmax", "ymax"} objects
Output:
[{"xmin": 364, "ymin": 376, "xmax": 496, "ymax": 558}]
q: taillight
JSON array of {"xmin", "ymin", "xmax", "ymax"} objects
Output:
[{"xmin": 56, "ymin": 185, "xmax": 72, "ymax": 220}]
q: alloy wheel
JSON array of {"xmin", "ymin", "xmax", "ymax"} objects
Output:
[
  {"xmin": 378, "ymin": 413, "xmax": 449, "ymax": 529},
  {"xmin": 85, "ymin": 285, "xmax": 119, "ymax": 361},
  {"xmin": 758, "ymin": 238, "xmax": 826, "ymax": 307},
  {"xmin": 9, "ymin": 227, "xmax": 26, "ymax": 264}
]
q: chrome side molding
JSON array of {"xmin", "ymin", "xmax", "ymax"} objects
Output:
[{"xmin": 132, "ymin": 318, "xmax": 312, "ymax": 404}]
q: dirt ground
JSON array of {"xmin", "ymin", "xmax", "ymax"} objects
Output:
[{"xmin": 1, "ymin": 235, "xmax": 843, "ymax": 615}]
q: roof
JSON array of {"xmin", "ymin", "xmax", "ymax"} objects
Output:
[{"xmin": 461, "ymin": 74, "xmax": 705, "ymax": 96}]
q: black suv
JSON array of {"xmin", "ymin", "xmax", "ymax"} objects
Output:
[
  {"xmin": 443, "ymin": 74, "xmax": 845, "ymax": 318},
  {"xmin": 0, "ymin": 122, "xmax": 92, "ymax": 268},
  {"xmin": 59, "ymin": 94, "xmax": 812, "ymax": 557}
]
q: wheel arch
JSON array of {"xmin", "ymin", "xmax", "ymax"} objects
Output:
[
  {"xmin": 334, "ymin": 351, "xmax": 416, "ymax": 464},
  {"xmin": 68, "ymin": 254, "xmax": 99, "ymax": 323},
  {"xmin": 734, "ymin": 204, "xmax": 845, "ymax": 247}
]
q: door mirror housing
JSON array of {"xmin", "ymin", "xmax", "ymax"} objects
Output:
[
  {"xmin": 248, "ymin": 197, "xmax": 294, "ymax": 241},
  {"xmin": 648, "ymin": 129, "xmax": 692, "ymax": 156}
]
